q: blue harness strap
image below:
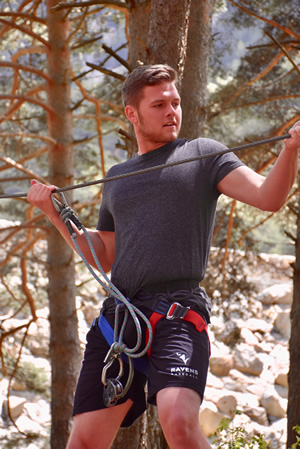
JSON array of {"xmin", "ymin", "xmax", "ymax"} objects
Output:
[{"xmin": 98, "ymin": 315, "xmax": 149, "ymax": 376}]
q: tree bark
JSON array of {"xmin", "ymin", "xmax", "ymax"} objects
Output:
[
  {"xmin": 46, "ymin": 2, "xmax": 81, "ymax": 448},
  {"xmin": 287, "ymin": 192, "xmax": 300, "ymax": 448},
  {"xmin": 180, "ymin": 0, "xmax": 215, "ymax": 139},
  {"xmin": 127, "ymin": 0, "xmax": 151, "ymax": 68},
  {"xmin": 147, "ymin": 0, "xmax": 191, "ymax": 86}
]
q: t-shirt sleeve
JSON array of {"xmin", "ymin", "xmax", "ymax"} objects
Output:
[
  {"xmin": 96, "ymin": 181, "xmax": 115, "ymax": 231},
  {"xmin": 213, "ymin": 151, "xmax": 245, "ymax": 186},
  {"xmin": 198, "ymin": 138, "xmax": 244, "ymax": 187},
  {"xmin": 97, "ymin": 201, "xmax": 114, "ymax": 231}
]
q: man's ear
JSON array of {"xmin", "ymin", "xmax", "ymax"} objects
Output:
[{"xmin": 125, "ymin": 105, "xmax": 138, "ymax": 124}]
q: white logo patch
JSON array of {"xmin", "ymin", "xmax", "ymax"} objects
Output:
[{"xmin": 176, "ymin": 352, "xmax": 190, "ymax": 365}]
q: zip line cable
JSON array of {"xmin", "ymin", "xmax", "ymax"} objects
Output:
[{"xmin": 0, "ymin": 133, "xmax": 291, "ymax": 200}]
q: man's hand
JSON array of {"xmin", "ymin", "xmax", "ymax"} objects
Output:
[
  {"xmin": 285, "ymin": 121, "xmax": 300, "ymax": 152},
  {"xmin": 27, "ymin": 180, "xmax": 58, "ymax": 218}
]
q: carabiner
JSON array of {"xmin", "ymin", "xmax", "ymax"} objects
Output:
[
  {"xmin": 101, "ymin": 344, "xmax": 124, "ymax": 386},
  {"xmin": 51, "ymin": 190, "xmax": 69, "ymax": 213}
]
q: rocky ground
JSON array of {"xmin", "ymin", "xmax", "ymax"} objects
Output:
[
  {"xmin": 0, "ymin": 245, "xmax": 295, "ymax": 448},
  {"xmin": 203, "ymin": 252, "xmax": 294, "ymax": 447}
]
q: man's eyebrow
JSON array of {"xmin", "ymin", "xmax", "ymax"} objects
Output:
[{"xmin": 150, "ymin": 96, "xmax": 180, "ymax": 105}]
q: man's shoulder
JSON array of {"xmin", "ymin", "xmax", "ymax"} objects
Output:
[{"xmin": 105, "ymin": 157, "xmax": 136, "ymax": 177}]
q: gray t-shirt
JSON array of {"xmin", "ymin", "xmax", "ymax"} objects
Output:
[{"xmin": 97, "ymin": 138, "xmax": 244, "ymax": 297}]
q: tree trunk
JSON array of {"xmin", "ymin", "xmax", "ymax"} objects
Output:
[
  {"xmin": 180, "ymin": 0, "xmax": 215, "ymax": 139},
  {"xmin": 127, "ymin": 0, "xmax": 151, "ymax": 68},
  {"xmin": 287, "ymin": 192, "xmax": 300, "ymax": 448},
  {"xmin": 46, "ymin": 2, "xmax": 81, "ymax": 448},
  {"xmin": 147, "ymin": 0, "xmax": 191, "ymax": 86}
]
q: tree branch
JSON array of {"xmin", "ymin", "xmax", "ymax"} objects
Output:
[
  {"xmin": 85, "ymin": 62, "xmax": 126, "ymax": 80},
  {"xmin": 0, "ymin": 132, "xmax": 56, "ymax": 145},
  {"xmin": 209, "ymin": 50, "xmax": 287, "ymax": 117},
  {"xmin": 264, "ymin": 31, "xmax": 300, "ymax": 76},
  {"xmin": 0, "ymin": 18, "xmax": 50, "ymax": 48},
  {"xmin": 102, "ymin": 43, "xmax": 131, "ymax": 71},
  {"xmin": 0, "ymin": 61, "xmax": 51, "ymax": 82},
  {"xmin": 0, "ymin": 11, "xmax": 46, "ymax": 25},
  {"xmin": 0, "ymin": 94, "xmax": 54, "ymax": 115},
  {"xmin": 228, "ymin": 0, "xmax": 300, "ymax": 40},
  {"xmin": 72, "ymin": 34, "xmax": 103, "ymax": 50},
  {"xmin": 219, "ymin": 94, "xmax": 300, "ymax": 114},
  {"xmin": 0, "ymin": 155, "xmax": 49, "ymax": 184},
  {"xmin": 51, "ymin": 0, "xmax": 127, "ymax": 12}
]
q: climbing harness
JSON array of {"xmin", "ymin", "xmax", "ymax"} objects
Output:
[
  {"xmin": 0, "ymin": 133, "xmax": 291, "ymax": 200},
  {"xmin": 51, "ymin": 191, "xmax": 153, "ymax": 407}
]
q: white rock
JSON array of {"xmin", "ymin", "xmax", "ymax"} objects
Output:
[
  {"xmin": 275, "ymin": 370, "xmax": 288, "ymax": 388},
  {"xmin": 257, "ymin": 283, "xmax": 292, "ymax": 305},
  {"xmin": 260, "ymin": 386, "xmax": 287, "ymax": 418},
  {"xmin": 233, "ymin": 344, "xmax": 264, "ymax": 376},
  {"xmin": 240, "ymin": 327, "xmax": 259, "ymax": 346},
  {"xmin": 209, "ymin": 355, "xmax": 234, "ymax": 377},
  {"xmin": 206, "ymin": 372, "xmax": 224, "ymax": 389},
  {"xmin": 274, "ymin": 307, "xmax": 291, "ymax": 339},
  {"xmin": 242, "ymin": 405, "xmax": 269, "ymax": 426},
  {"xmin": 216, "ymin": 394, "xmax": 237, "ymax": 417},
  {"xmin": 243, "ymin": 318, "xmax": 273, "ymax": 334},
  {"xmin": 2, "ymin": 396, "xmax": 27, "ymax": 420},
  {"xmin": 199, "ymin": 401, "xmax": 225, "ymax": 437}
]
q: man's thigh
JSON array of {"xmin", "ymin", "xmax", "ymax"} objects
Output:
[
  {"xmin": 67, "ymin": 401, "xmax": 133, "ymax": 449},
  {"xmin": 147, "ymin": 318, "xmax": 210, "ymax": 404}
]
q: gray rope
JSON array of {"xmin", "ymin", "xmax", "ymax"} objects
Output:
[{"xmin": 0, "ymin": 133, "xmax": 291, "ymax": 199}]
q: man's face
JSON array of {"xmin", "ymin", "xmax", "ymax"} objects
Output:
[{"xmin": 129, "ymin": 81, "xmax": 182, "ymax": 150}]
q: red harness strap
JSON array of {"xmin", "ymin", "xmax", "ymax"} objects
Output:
[{"xmin": 146, "ymin": 302, "xmax": 209, "ymax": 356}]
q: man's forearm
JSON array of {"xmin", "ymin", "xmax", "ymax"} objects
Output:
[{"xmin": 259, "ymin": 142, "xmax": 299, "ymax": 210}]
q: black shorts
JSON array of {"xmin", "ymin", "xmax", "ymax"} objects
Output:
[{"xmin": 73, "ymin": 289, "xmax": 210, "ymax": 427}]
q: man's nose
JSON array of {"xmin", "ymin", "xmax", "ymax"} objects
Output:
[{"xmin": 166, "ymin": 104, "xmax": 176, "ymax": 116}]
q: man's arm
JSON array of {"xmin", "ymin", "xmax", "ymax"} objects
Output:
[
  {"xmin": 27, "ymin": 180, "xmax": 115, "ymax": 273},
  {"xmin": 218, "ymin": 122, "xmax": 300, "ymax": 211}
]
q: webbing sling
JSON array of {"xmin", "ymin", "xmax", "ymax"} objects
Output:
[{"xmin": 98, "ymin": 314, "xmax": 150, "ymax": 376}]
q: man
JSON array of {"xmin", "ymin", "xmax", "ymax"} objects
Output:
[{"xmin": 27, "ymin": 64, "xmax": 300, "ymax": 449}]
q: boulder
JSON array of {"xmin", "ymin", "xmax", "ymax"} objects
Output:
[
  {"xmin": 2, "ymin": 396, "xmax": 27, "ymax": 420},
  {"xmin": 199, "ymin": 401, "xmax": 225, "ymax": 437},
  {"xmin": 274, "ymin": 307, "xmax": 291, "ymax": 339},
  {"xmin": 243, "ymin": 318, "xmax": 273, "ymax": 334},
  {"xmin": 275, "ymin": 369, "xmax": 288, "ymax": 388},
  {"xmin": 243, "ymin": 405, "xmax": 269, "ymax": 426},
  {"xmin": 260, "ymin": 387, "xmax": 287, "ymax": 418},
  {"xmin": 216, "ymin": 394, "xmax": 237, "ymax": 417},
  {"xmin": 233, "ymin": 344, "xmax": 264, "ymax": 376},
  {"xmin": 209, "ymin": 355, "xmax": 234, "ymax": 377},
  {"xmin": 257, "ymin": 283, "xmax": 292, "ymax": 305}
]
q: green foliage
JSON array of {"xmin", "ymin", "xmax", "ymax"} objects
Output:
[
  {"xmin": 291, "ymin": 426, "xmax": 300, "ymax": 449},
  {"xmin": 16, "ymin": 360, "xmax": 50, "ymax": 396},
  {"xmin": 212, "ymin": 412, "xmax": 300, "ymax": 449}
]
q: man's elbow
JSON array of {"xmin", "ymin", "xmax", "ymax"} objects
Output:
[{"xmin": 258, "ymin": 199, "xmax": 284, "ymax": 213}]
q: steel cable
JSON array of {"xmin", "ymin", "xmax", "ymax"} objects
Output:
[{"xmin": 0, "ymin": 134, "xmax": 291, "ymax": 200}]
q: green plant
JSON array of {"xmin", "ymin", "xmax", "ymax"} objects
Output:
[
  {"xmin": 291, "ymin": 426, "xmax": 300, "ymax": 449},
  {"xmin": 212, "ymin": 410, "xmax": 270, "ymax": 449}
]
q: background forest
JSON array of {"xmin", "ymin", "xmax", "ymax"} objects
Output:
[{"xmin": 0, "ymin": 0, "xmax": 299, "ymax": 448}]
